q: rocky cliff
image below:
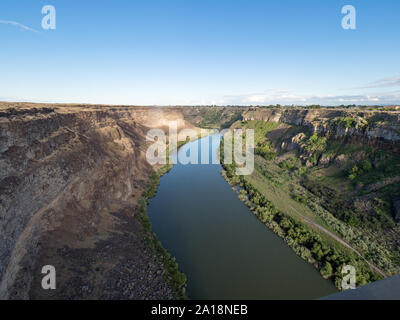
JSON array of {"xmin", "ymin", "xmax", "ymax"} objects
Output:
[
  {"xmin": 0, "ymin": 103, "xmax": 194, "ymax": 299},
  {"xmin": 242, "ymin": 108, "xmax": 400, "ymax": 152}
]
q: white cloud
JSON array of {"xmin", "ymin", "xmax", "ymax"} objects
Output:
[
  {"xmin": 0, "ymin": 20, "xmax": 39, "ymax": 33},
  {"xmin": 353, "ymin": 75, "xmax": 400, "ymax": 89},
  {"xmin": 218, "ymin": 89, "xmax": 400, "ymax": 106}
]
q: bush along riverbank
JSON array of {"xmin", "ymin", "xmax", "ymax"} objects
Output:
[
  {"xmin": 134, "ymin": 134, "xmax": 210, "ymax": 300},
  {"xmin": 136, "ymin": 164, "xmax": 188, "ymax": 299},
  {"xmin": 219, "ymin": 138, "xmax": 382, "ymax": 290}
]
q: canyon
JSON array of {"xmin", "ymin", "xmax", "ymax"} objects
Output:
[{"xmin": 0, "ymin": 103, "xmax": 399, "ymax": 299}]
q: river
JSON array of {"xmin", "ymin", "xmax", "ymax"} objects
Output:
[{"xmin": 147, "ymin": 134, "xmax": 337, "ymax": 299}]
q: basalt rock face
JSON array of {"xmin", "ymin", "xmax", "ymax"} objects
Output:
[
  {"xmin": 0, "ymin": 104, "xmax": 193, "ymax": 300},
  {"xmin": 243, "ymin": 108, "xmax": 400, "ymax": 153}
]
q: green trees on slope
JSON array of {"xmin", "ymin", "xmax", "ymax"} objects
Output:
[{"xmin": 220, "ymin": 141, "xmax": 381, "ymax": 289}]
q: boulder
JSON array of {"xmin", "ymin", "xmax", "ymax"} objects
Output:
[{"xmin": 319, "ymin": 154, "xmax": 332, "ymax": 166}]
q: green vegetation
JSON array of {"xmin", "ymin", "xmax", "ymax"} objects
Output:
[
  {"xmin": 351, "ymin": 152, "xmax": 400, "ymax": 185},
  {"xmin": 280, "ymin": 157, "xmax": 301, "ymax": 171},
  {"xmin": 241, "ymin": 121, "xmax": 279, "ymax": 161},
  {"xmin": 325, "ymin": 141, "xmax": 371, "ymax": 157},
  {"xmin": 219, "ymin": 114, "xmax": 400, "ymax": 286},
  {"xmin": 220, "ymin": 154, "xmax": 381, "ymax": 288},
  {"xmin": 332, "ymin": 117, "xmax": 358, "ymax": 128},
  {"xmin": 295, "ymin": 132, "xmax": 328, "ymax": 165},
  {"xmin": 304, "ymin": 132, "xmax": 327, "ymax": 153},
  {"xmin": 137, "ymin": 134, "xmax": 217, "ymax": 298},
  {"xmin": 246, "ymin": 121, "xmax": 279, "ymax": 144},
  {"xmin": 137, "ymin": 166, "xmax": 187, "ymax": 299},
  {"xmin": 255, "ymin": 141, "xmax": 276, "ymax": 160},
  {"xmin": 197, "ymin": 108, "xmax": 243, "ymax": 129},
  {"xmin": 198, "ymin": 109, "xmax": 223, "ymax": 128},
  {"xmin": 367, "ymin": 115, "xmax": 388, "ymax": 125},
  {"xmin": 301, "ymin": 176, "xmax": 394, "ymax": 230},
  {"xmin": 348, "ymin": 159, "xmax": 373, "ymax": 181},
  {"xmin": 221, "ymin": 111, "xmax": 243, "ymax": 129},
  {"xmin": 331, "ymin": 116, "xmax": 369, "ymax": 129},
  {"xmin": 320, "ymin": 262, "xmax": 333, "ymax": 279},
  {"xmin": 136, "ymin": 137, "xmax": 202, "ymax": 299},
  {"xmin": 292, "ymin": 194, "xmax": 308, "ymax": 205},
  {"xmin": 219, "ymin": 138, "xmax": 241, "ymax": 185}
]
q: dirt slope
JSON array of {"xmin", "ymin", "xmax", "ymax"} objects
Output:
[{"xmin": 0, "ymin": 103, "xmax": 196, "ymax": 299}]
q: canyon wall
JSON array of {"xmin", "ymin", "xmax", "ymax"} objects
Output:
[
  {"xmin": 0, "ymin": 104, "xmax": 194, "ymax": 299},
  {"xmin": 242, "ymin": 108, "xmax": 400, "ymax": 153},
  {"xmin": 243, "ymin": 108, "xmax": 400, "ymax": 141}
]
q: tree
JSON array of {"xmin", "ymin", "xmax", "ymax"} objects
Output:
[{"xmin": 320, "ymin": 262, "xmax": 333, "ymax": 279}]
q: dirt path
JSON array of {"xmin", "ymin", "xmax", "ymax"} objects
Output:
[{"xmin": 289, "ymin": 206, "xmax": 388, "ymax": 278}]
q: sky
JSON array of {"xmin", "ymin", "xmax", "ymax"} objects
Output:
[{"xmin": 0, "ymin": 0, "xmax": 399, "ymax": 106}]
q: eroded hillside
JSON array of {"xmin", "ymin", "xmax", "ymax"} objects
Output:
[{"xmin": 0, "ymin": 103, "xmax": 196, "ymax": 299}]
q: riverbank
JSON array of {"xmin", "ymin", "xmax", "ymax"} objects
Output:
[
  {"xmin": 136, "ymin": 164, "xmax": 187, "ymax": 300},
  {"xmin": 146, "ymin": 134, "xmax": 337, "ymax": 299},
  {"xmin": 137, "ymin": 133, "xmax": 212, "ymax": 300},
  {"xmin": 219, "ymin": 137, "xmax": 382, "ymax": 290}
]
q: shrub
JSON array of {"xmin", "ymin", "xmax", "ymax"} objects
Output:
[
  {"xmin": 292, "ymin": 194, "xmax": 307, "ymax": 205},
  {"xmin": 320, "ymin": 262, "xmax": 333, "ymax": 279},
  {"xmin": 333, "ymin": 117, "xmax": 358, "ymax": 128},
  {"xmin": 255, "ymin": 141, "xmax": 276, "ymax": 160},
  {"xmin": 348, "ymin": 159, "xmax": 373, "ymax": 181},
  {"xmin": 304, "ymin": 133, "xmax": 327, "ymax": 154}
]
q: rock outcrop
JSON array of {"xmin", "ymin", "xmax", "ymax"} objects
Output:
[{"xmin": 243, "ymin": 108, "xmax": 400, "ymax": 152}]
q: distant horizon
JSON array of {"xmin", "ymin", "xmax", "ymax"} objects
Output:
[{"xmin": 1, "ymin": 99, "xmax": 399, "ymax": 109}]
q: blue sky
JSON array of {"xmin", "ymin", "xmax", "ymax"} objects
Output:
[{"xmin": 0, "ymin": 0, "xmax": 399, "ymax": 105}]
